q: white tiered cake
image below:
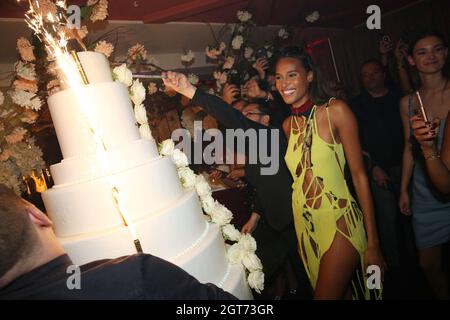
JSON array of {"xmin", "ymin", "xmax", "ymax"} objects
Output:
[{"xmin": 42, "ymin": 52, "xmax": 252, "ymax": 299}]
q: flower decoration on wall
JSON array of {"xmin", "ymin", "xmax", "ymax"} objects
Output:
[{"xmin": 305, "ymin": 11, "xmax": 320, "ymax": 23}]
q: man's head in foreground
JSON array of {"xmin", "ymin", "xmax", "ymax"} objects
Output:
[{"xmin": 0, "ymin": 184, "xmax": 64, "ymax": 288}]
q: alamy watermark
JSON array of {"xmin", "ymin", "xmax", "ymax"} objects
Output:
[
  {"xmin": 66, "ymin": 265, "xmax": 81, "ymax": 290},
  {"xmin": 171, "ymin": 121, "xmax": 280, "ymax": 176}
]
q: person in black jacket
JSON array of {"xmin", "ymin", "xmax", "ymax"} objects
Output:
[
  {"xmin": 0, "ymin": 185, "xmax": 236, "ymax": 300},
  {"xmin": 163, "ymin": 71, "xmax": 312, "ymax": 299},
  {"xmin": 350, "ymin": 59, "xmax": 406, "ymax": 269}
]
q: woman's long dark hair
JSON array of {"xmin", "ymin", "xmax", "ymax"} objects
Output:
[
  {"xmin": 276, "ymin": 46, "xmax": 332, "ymax": 106},
  {"xmin": 407, "ymin": 29, "xmax": 449, "ymax": 78}
]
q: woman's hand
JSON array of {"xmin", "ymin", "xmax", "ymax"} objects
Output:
[
  {"xmin": 222, "ymin": 83, "xmax": 240, "ymax": 105},
  {"xmin": 208, "ymin": 169, "xmax": 223, "ymax": 182},
  {"xmin": 410, "ymin": 114, "xmax": 439, "ymax": 151},
  {"xmin": 243, "ymin": 79, "xmax": 266, "ymax": 99},
  {"xmin": 162, "ymin": 71, "xmax": 196, "ymax": 99},
  {"xmin": 241, "ymin": 212, "xmax": 260, "ymax": 234},
  {"xmin": 398, "ymin": 191, "xmax": 411, "ymax": 215},
  {"xmin": 227, "ymin": 168, "xmax": 245, "ymax": 181},
  {"xmin": 364, "ymin": 245, "xmax": 387, "ymax": 281},
  {"xmin": 394, "ymin": 40, "xmax": 408, "ymax": 65},
  {"xmin": 253, "ymin": 58, "xmax": 270, "ymax": 79}
]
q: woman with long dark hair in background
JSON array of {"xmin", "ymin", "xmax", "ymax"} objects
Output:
[{"xmin": 399, "ymin": 30, "xmax": 450, "ymax": 299}]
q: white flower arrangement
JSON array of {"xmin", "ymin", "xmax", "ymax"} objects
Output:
[
  {"xmin": 278, "ymin": 28, "xmax": 289, "ymax": 40},
  {"xmin": 16, "ymin": 37, "xmax": 35, "ymax": 62},
  {"xmin": 181, "ymin": 50, "xmax": 195, "ymax": 64},
  {"xmin": 306, "ymin": 11, "xmax": 320, "ymax": 23},
  {"xmin": 205, "ymin": 42, "xmax": 226, "ymax": 60},
  {"xmin": 10, "ymin": 90, "xmax": 42, "ymax": 111},
  {"xmin": 95, "ymin": 40, "xmax": 114, "ymax": 58},
  {"xmin": 231, "ymin": 35, "xmax": 244, "ymax": 50},
  {"xmin": 115, "ymin": 64, "xmax": 154, "ymax": 141},
  {"xmin": 223, "ymin": 56, "xmax": 235, "ymax": 70},
  {"xmin": 90, "ymin": 0, "xmax": 109, "ymax": 22},
  {"xmin": 113, "ymin": 64, "xmax": 133, "ymax": 87},
  {"xmin": 15, "ymin": 61, "xmax": 36, "ymax": 81},
  {"xmin": 158, "ymin": 139, "xmax": 265, "ymax": 293},
  {"xmin": 237, "ymin": 10, "xmax": 252, "ymax": 23},
  {"xmin": 127, "ymin": 43, "xmax": 148, "ymax": 63},
  {"xmin": 130, "ymin": 79, "xmax": 146, "ymax": 106}
]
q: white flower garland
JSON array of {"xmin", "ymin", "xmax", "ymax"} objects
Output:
[
  {"xmin": 113, "ymin": 64, "xmax": 152, "ymax": 140},
  {"xmin": 158, "ymin": 139, "xmax": 265, "ymax": 293}
]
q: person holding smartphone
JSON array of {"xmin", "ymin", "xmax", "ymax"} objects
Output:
[{"xmin": 399, "ymin": 29, "xmax": 450, "ymax": 299}]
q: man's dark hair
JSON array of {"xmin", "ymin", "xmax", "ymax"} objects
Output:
[
  {"xmin": 360, "ymin": 59, "xmax": 385, "ymax": 73},
  {"xmin": 276, "ymin": 46, "xmax": 332, "ymax": 106},
  {"xmin": 0, "ymin": 185, "xmax": 36, "ymax": 278}
]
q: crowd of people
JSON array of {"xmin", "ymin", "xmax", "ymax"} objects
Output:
[
  {"xmin": 163, "ymin": 27, "xmax": 449, "ymax": 300},
  {"xmin": 0, "ymin": 27, "xmax": 448, "ymax": 300}
]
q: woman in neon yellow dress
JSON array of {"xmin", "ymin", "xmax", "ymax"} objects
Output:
[{"xmin": 275, "ymin": 46, "xmax": 386, "ymax": 299}]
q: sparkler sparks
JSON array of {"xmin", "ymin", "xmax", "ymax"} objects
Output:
[{"xmin": 23, "ymin": 0, "xmax": 142, "ymax": 253}]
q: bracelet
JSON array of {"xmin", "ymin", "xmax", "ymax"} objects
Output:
[{"xmin": 424, "ymin": 153, "xmax": 440, "ymax": 161}]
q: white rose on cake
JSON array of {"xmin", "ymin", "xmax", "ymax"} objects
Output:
[
  {"xmin": 222, "ymin": 224, "xmax": 242, "ymax": 242},
  {"xmin": 172, "ymin": 148, "xmax": 189, "ymax": 168},
  {"xmin": 227, "ymin": 243, "xmax": 244, "ymax": 264},
  {"xmin": 130, "ymin": 79, "xmax": 146, "ymax": 106},
  {"xmin": 178, "ymin": 167, "xmax": 196, "ymax": 189},
  {"xmin": 113, "ymin": 64, "xmax": 133, "ymax": 87},
  {"xmin": 247, "ymin": 270, "xmax": 264, "ymax": 293},
  {"xmin": 139, "ymin": 123, "xmax": 152, "ymax": 140},
  {"xmin": 211, "ymin": 202, "xmax": 233, "ymax": 226},
  {"xmin": 195, "ymin": 175, "xmax": 211, "ymax": 197},
  {"xmin": 134, "ymin": 104, "xmax": 148, "ymax": 124},
  {"xmin": 0, "ymin": 90, "xmax": 4, "ymax": 106},
  {"xmin": 239, "ymin": 233, "xmax": 257, "ymax": 253},
  {"xmin": 200, "ymin": 195, "xmax": 216, "ymax": 215},
  {"xmin": 242, "ymin": 252, "xmax": 263, "ymax": 272},
  {"xmin": 159, "ymin": 139, "xmax": 175, "ymax": 156}
]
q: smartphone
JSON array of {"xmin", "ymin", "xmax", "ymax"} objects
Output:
[{"xmin": 254, "ymin": 47, "xmax": 268, "ymax": 60}]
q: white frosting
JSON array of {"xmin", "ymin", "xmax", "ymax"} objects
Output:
[
  {"xmin": 43, "ymin": 51, "xmax": 251, "ymax": 299},
  {"xmin": 43, "ymin": 156, "xmax": 183, "ymax": 237},
  {"xmin": 48, "ymin": 81, "xmax": 140, "ymax": 159}
]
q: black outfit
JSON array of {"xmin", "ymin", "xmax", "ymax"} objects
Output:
[
  {"xmin": 191, "ymin": 90, "xmax": 311, "ymax": 298},
  {"xmin": 0, "ymin": 254, "xmax": 236, "ymax": 300},
  {"xmin": 350, "ymin": 89, "xmax": 406, "ymax": 268},
  {"xmin": 350, "ymin": 89, "xmax": 404, "ymax": 174}
]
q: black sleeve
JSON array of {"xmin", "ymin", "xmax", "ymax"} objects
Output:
[
  {"xmin": 191, "ymin": 89, "xmax": 267, "ymax": 131},
  {"xmin": 140, "ymin": 254, "xmax": 238, "ymax": 300}
]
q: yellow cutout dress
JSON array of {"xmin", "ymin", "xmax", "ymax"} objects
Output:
[{"xmin": 284, "ymin": 101, "xmax": 382, "ymax": 299}]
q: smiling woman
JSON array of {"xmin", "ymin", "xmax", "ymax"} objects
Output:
[{"xmin": 276, "ymin": 46, "xmax": 385, "ymax": 300}]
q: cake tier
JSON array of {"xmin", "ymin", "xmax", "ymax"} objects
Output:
[
  {"xmin": 222, "ymin": 264, "xmax": 254, "ymax": 300},
  {"xmin": 50, "ymin": 138, "xmax": 159, "ymax": 186},
  {"xmin": 42, "ymin": 156, "xmax": 183, "ymax": 237},
  {"xmin": 77, "ymin": 51, "xmax": 113, "ymax": 84},
  {"xmin": 59, "ymin": 219, "xmax": 251, "ymax": 299},
  {"xmin": 48, "ymin": 81, "xmax": 140, "ymax": 159}
]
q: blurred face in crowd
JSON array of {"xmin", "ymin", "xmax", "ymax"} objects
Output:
[
  {"xmin": 408, "ymin": 36, "xmax": 448, "ymax": 75},
  {"xmin": 242, "ymin": 103, "xmax": 269, "ymax": 125},
  {"xmin": 360, "ymin": 62, "xmax": 386, "ymax": 93},
  {"xmin": 275, "ymin": 57, "xmax": 313, "ymax": 108}
]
